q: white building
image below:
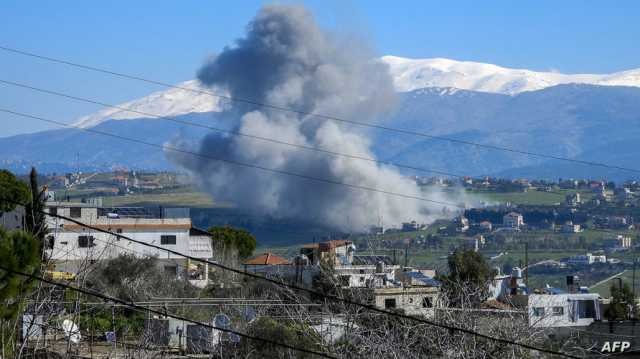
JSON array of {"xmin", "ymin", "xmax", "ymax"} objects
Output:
[
  {"xmin": 617, "ymin": 235, "xmax": 632, "ymax": 249},
  {"xmin": 525, "ymin": 293, "xmax": 601, "ymax": 328},
  {"xmin": 566, "ymin": 253, "xmax": 607, "ymax": 266},
  {"xmin": 561, "ymin": 221, "xmax": 582, "ymax": 233},
  {"xmin": 502, "ymin": 212, "xmax": 524, "ymax": 230},
  {"xmin": 45, "ymin": 202, "xmax": 214, "ymax": 286}
]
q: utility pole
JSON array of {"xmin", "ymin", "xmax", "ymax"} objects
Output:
[
  {"xmin": 633, "ymin": 258, "xmax": 637, "ymax": 320},
  {"xmin": 89, "ymin": 306, "xmax": 94, "ymax": 358},
  {"xmin": 404, "ymin": 246, "xmax": 409, "ymax": 268},
  {"xmin": 633, "ymin": 258, "xmax": 637, "ymax": 298},
  {"xmin": 524, "ymin": 241, "xmax": 529, "ymax": 287},
  {"xmin": 112, "ymin": 303, "xmax": 116, "ymax": 353}
]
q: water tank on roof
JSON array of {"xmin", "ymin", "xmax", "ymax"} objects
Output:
[{"xmin": 512, "ymin": 267, "xmax": 522, "ymax": 278}]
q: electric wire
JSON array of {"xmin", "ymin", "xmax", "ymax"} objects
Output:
[
  {"xmin": 0, "ymin": 108, "xmax": 465, "ymax": 208},
  {"xmin": 0, "ymin": 197, "xmax": 581, "ymax": 359},
  {"xmin": 1, "ymin": 44, "xmax": 638, "ymax": 174}
]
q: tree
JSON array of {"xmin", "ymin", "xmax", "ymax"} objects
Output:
[
  {"xmin": 0, "ymin": 169, "xmax": 30, "ymax": 213},
  {"xmin": 91, "ymin": 254, "xmax": 198, "ymax": 302},
  {"xmin": 605, "ymin": 282, "xmax": 634, "ymax": 320},
  {"xmin": 24, "ymin": 168, "xmax": 47, "ymax": 243},
  {"xmin": 439, "ymin": 249, "xmax": 495, "ymax": 307},
  {"xmin": 0, "ymin": 228, "xmax": 41, "ymax": 356},
  {"xmin": 238, "ymin": 317, "xmax": 323, "ymax": 358},
  {"xmin": 0, "ymin": 228, "xmax": 41, "ymax": 320},
  {"xmin": 208, "ymin": 226, "xmax": 257, "ymax": 259}
]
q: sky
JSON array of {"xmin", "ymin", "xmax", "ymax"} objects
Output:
[{"xmin": 1, "ymin": 0, "xmax": 640, "ymax": 137}]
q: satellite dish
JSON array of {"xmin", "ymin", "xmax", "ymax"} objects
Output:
[
  {"xmin": 214, "ymin": 313, "xmax": 231, "ymax": 329},
  {"xmin": 243, "ymin": 306, "xmax": 257, "ymax": 323},
  {"xmin": 229, "ymin": 333, "xmax": 241, "ymax": 343},
  {"xmin": 62, "ymin": 319, "xmax": 81, "ymax": 344}
]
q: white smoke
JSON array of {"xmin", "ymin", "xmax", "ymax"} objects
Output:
[{"xmin": 169, "ymin": 4, "xmax": 456, "ymax": 231}]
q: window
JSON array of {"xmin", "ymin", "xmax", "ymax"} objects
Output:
[
  {"xmin": 160, "ymin": 235, "xmax": 176, "ymax": 245},
  {"xmin": 46, "ymin": 235, "xmax": 55, "ymax": 249},
  {"xmin": 49, "ymin": 207, "xmax": 57, "ymax": 216},
  {"xmin": 532, "ymin": 307, "xmax": 545, "ymax": 317},
  {"xmin": 359, "ymin": 276, "xmax": 365, "ymax": 283},
  {"xmin": 77, "ymin": 235, "xmax": 95, "ymax": 248},
  {"xmin": 422, "ymin": 297, "xmax": 433, "ymax": 308},
  {"xmin": 578, "ymin": 300, "xmax": 596, "ymax": 319},
  {"xmin": 116, "ymin": 228, "xmax": 123, "ymax": 234},
  {"xmin": 339, "ymin": 275, "xmax": 351, "ymax": 287},
  {"xmin": 552, "ymin": 306, "xmax": 564, "ymax": 316},
  {"xmin": 70, "ymin": 207, "xmax": 82, "ymax": 218},
  {"xmin": 384, "ymin": 298, "xmax": 397, "ymax": 309}
]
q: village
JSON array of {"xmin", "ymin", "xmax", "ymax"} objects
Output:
[{"xmin": 1, "ymin": 181, "xmax": 638, "ymax": 356}]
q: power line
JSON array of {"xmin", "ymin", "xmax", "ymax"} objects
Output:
[
  {"xmin": 0, "ymin": 108, "xmax": 464, "ymax": 208},
  {"xmin": 1, "ymin": 44, "xmax": 638, "ymax": 174},
  {"xmin": 3, "ymin": 198, "xmax": 579, "ymax": 359},
  {"xmin": 0, "ymin": 79, "xmax": 467, "ymax": 179},
  {"xmin": 0, "ymin": 265, "xmax": 337, "ymax": 358}
]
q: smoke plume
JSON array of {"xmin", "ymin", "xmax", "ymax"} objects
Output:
[{"xmin": 170, "ymin": 4, "xmax": 452, "ymax": 231}]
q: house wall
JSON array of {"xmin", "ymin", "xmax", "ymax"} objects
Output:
[
  {"xmin": 335, "ymin": 265, "xmax": 398, "ymax": 288},
  {"xmin": 528, "ymin": 294, "xmax": 600, "ymax": 328},
  {"xmin": 372, "ymin": 287, "xmax": 439, "ymax": 318}
]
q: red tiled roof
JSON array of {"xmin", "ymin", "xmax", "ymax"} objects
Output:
[{"xmin": 243, "ymin": 253, "xmax": 290, "ymax": 265}]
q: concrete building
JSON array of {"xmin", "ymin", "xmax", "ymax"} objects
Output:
[
  {"xmin": 560, "ymin": 221, "xmax": 582, "ymax": 233},
  {"xmin": 478, "ymin": 221, "xmax": 493, "ymax": 232},
  {"xmin": 454, "ymin": 216, "xmax": 470, "ymax": 232},
  {"xmin": 566, "ymin": 253, "xmax": 607, "ymax": 266},
  {"xmin": 300, "ymin": 240, "xmax": 355, "ymax": 266},
  {"xmin": 45, "ymin": 202, "xmax": 214, "ymax": 286},
  {"xmin": 502, "ymin": 212, "xmax": 524, "ymax": 230},
  {"xmin": 297, "ymin": 239, "xmax": 441, "ymax": 317},
  {"xmin": 565, "ymin": 193, "xmax": 581, "ymax": 207},
  {"xmin": 366, "ymin": 286, "xmax": 439, "ymax": 317},
  {"xmin": 603, "ymin": 235, "xmax": 632, "ymax": 251},
  {"xmin": 522, "ymin": 292, "xmax": 601, "ymax": 328},
  {"xmin": 463, "ymin": 235, "xmax": 485, "ymax": 252},
  {"xmin": 488, "ymin": 267, "xmax": 527, "ymax": 301}
]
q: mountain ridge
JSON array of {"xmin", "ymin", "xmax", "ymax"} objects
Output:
[
  {"xmin": 3, "ymin": 83, "xmax": 640, "ymax": 180},
  {"xmin": 59, "ymin": 55, "xmax": 640, "ymax": 130}
]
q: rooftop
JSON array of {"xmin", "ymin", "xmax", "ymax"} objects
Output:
[
  {"xmin": 301, "ymin": 239, "xmax": 353, "ymax": 250},
  {"xmin": 352, "ymin": 255, "xmax": 394, "ymax": 266},
  {"xmin": 243, "ymin": 253, "xmax": 290, "ymax": 266}
]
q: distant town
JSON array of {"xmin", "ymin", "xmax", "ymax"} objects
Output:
[{"xmin": 2, "ymin": 168, "xmax": 638, "ymax": 357}]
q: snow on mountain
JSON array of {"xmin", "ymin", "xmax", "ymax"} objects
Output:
[
  {"xmin": 70, "ymin": 57, "xmax": 640, "ymax": 128},
  {"xmin": 72, "ymin": 80, "xmax": 224, "ymax": 128},
  {"xmin": 381, "ymin": 55, "xmax": 640, "ymax": 95}
]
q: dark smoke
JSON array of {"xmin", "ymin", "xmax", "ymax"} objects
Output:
[{"xmin": 169, "ymin": 4, "xmax": 451, "ymax": 231}]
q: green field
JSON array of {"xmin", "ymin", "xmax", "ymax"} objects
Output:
[
  {"xmin": 465, "ymin": 188, "xmax": 594, "ymax": 206},
  {"xmin": 100, "ymin": 191, "xmax": 230, "ymax": 208},
  {"xmin": 589, "ymin": 270, "xmax": 639, "ymax": 297}
]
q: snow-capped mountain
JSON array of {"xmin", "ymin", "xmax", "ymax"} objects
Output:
[
  {"xmin": 382, "ymin": 55, "xmax": 640, "ymax": 95},
  {"xmin": 68, "ymin": 56, "xmax": 640, "ymax": 128},
  {"xmin": 3, "ymin": 55, "xmax": 640, "ymax": 180},
  {"xmin": 72, "ymin": 80, "xmax": 224, "ymax": 128}
]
